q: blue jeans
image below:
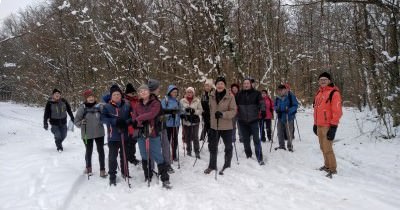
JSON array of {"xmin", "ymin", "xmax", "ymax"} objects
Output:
[
  {"xmin": 137, "ymin": 136, "xmax": 165, "ymax": 164},
  {"xmin": 238, "ymin": 121, "xmax": 263, "ymax": 161},
  {"xmin": 51, "ymin": 124, "xmax": 67, "ymax": 150}
]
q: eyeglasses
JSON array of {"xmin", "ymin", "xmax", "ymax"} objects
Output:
[{"xmin": 319, "ymin": 78, "xmax": 329, "ymax": 82}]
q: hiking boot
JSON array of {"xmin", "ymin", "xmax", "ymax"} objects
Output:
[
  {"xmin": 326, "ymin": 170, "xmax": 337, "ymax": 179},
  {"xmin": 109, "ymin": 177, "xmax": 116, "ymax": 186},
  {"xmin": 319, "ymin": 166, "xmax": 329, "ymax": 172},
  {"xmin": 195, "ymin": 153, "xmax": 200, "ymax": 159},
  {"xmin": 258, "ymin": 160, "xmax": 265, "ymax": 166},
  {"xmin": 204, "ymin": 168, "xmax": 215, "ymax": 174},
  {"xmin": 162, "ymin": 180, "xmax": 172, "ymax": 189},
  {"xmin": 84, "ymin": 167, "xmax": 92, "ymax": 174},
  {"xmin": 100, "ymin": 170, "xmax": 108, "ymax": 178}
]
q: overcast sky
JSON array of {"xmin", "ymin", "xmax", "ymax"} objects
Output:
[{"xmin": 0, "ymin": 0, "xmax": 48, "ymax": 22}]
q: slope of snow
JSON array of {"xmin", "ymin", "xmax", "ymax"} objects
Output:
[{"xmin": 0, "ymin": 102, "xmax": 399, "ymax": 210}]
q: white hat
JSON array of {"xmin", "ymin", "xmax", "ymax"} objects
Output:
[{"xmin": 186, "ymin": 87, "xmax": 195, "ymax": 95}]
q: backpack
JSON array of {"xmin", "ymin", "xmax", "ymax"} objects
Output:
[{"xmin": 313, "ymin": 89, "xmax": 338, "ymax": 108}]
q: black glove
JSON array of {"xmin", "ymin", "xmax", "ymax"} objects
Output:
[
  {"xmin": 116, "ymin": 118, "xmax": 127, "ymax": 131},
  {"xmin": 327, "ymin": 125, "xmax": 337, "ymax": 141},
  {"xmin": 215, "ymin": 111, "xmax": 223, "ymax": 119},
  {"xmin": 164, "ymin": 109, "xmax": 177, "ymax": 115},
  {"xmin": 185, "ymin": 107, "xmax": 195, "ymax": 114},
  {"xmin": 313, "ymin": 125, "xmax": 317, "ymax": 136},
  {"xmin": 180, "ymin": 114, "xmax": 187, "ymax": 120},
  {"xmin": 44, "ymin": 123, "xmax": 49, "ymax": 131},
  {"xmin": 261, "ymin": 111, "xmax": 266, "ymax": 119},
  {"xmin": 131, "ymin": 120, "xmax": 138, "ymax": 129}
]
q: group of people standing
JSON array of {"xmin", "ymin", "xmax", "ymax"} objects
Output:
[{"xmin": 42, "ymin": 71, "xmax": 343, "ymax": 189}]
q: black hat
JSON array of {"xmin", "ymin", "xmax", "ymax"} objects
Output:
[
  {"xmin": 215, "ymin": 76, "xmax": 226, "ymax": 85},
  {"xmin": 277, "ymin": 84, "xmax": 287, "ymax": 90},
  {"xmin": 244, "ymin": 77, "xmax": 255, "ymax": 83},
  {"xmin": 110, "ymin": 84, "xmax": 122, "ymax": 96},
  {"xmin": 125, "ymin": 83, "xmax": 136, "ymax": 94},
  {"xmin": 318, "ymin": 72, "xmax": 331, "ymax": 80},
  {"xmin": 52, "ymin": 88, "xmax": 61, "ymax": 94},
  {"xmin": 148, "ymin": 79, "xmax": 160, "ymax": 92}
]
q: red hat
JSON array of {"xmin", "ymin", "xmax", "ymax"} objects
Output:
[{"xmin": 83, "ymin": 89, "xmax": 94, "ymax": 98}]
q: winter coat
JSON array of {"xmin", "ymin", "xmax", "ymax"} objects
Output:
[
  {"xmin": 180, "ymin": 97, "xmax": 203, "ymax": 126},
  {"xmin": 44, "ymin": 98, "xmax": 74, "ymax": 126},
  {"xmin": 313, "ymin": 84, "xmax": 342, "ymax": 127},
  {"xmin": 132, "ymin": 94, "xmax": 162, "ymax": 138},
  {"xmin": 74, "ymin": 102, "xmax": 105, "ymax": 139},
  {"xmin": 125, "ymin": 94, "xmax": 139, "ymax": 136},
  {"xmin": 259, "ymin": 96, "xmax": 274, "ymax": 120},
  {"xmin": 101, "ymin": 100, "xmax": 132, "ymax": 141},
  {"xmin": 209, "ymin": 89, "xmax": 237, "ymax": 130},
  {"xmin": 161, "ymin": 85, "xmax": 181, "ymax": 128},
  {"xmin": 274, "ymin": 91, "xmax": 298, "ymax": 123},
  {"xmin": 235, "ymin": 88, "xmax": 266, "ymax": 123}
]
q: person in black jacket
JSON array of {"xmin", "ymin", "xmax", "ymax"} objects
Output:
[
  {"xmin": 235, "ymin": 79, "xmax": 266, "ymax": 165},
  {"xmin": 200, "ymin": 79, "xmax": 214, "ymax": 141},
  {"xmin": 43, "ymin": 89, "xmax": 74, "ymax": 152}
]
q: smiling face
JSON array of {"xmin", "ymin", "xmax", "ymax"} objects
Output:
[
  {"xmin": 319, "ymin": 77, "xmax": 331, "ymax": 87},
  {"xmin": 111, "ymin": 91, "xmax": 122, "ymax": 103},
  {"xmin": 186, "ymin": 90, "xmax": 194, "ymax": 98},
  {"xmin": 243, "ymin": 80, "xmax": 252, "ymax": 90},
  {"xmin": 86, "ymin": 95, "xmax": 95, "ymax": 103},
  {"xmin": 231, "ymin": 86, "xmax": 238, "ymax": 94},
  {"xmin": 170, "ymin": 89, "xmax": 178, "ymax": 98},
  {"xmin": 216, "ymin": 81, "xmax": 225, "ymax": 92},
  {"xmin": 139, "ymin": 89, "xmax": 150, "ymax": 100},
  {"xmin": 53, "ymin": 92, "xmax": 61, "ymax": 101}
]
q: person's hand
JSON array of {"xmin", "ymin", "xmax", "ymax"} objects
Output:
[
  {"xmin": 81, "ymin": 119, "xmax": 87, "ymax": 125},
  {"xmin": 327, "ymin": 125, "xmax": 337, "ymax": 141},
  {"xmin": 180, "ymin": 114, "xmax": 187, "ymax": 120},
  {"xmin": 215, "ymin": 111, "xmax": 223, "ymax": 119}
]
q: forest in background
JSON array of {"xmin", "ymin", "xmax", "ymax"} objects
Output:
[{"xmin": 0, "ymin": 0, "xmax": 399, "ymax": 137}]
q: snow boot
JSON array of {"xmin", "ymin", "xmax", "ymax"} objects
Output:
[
  {"xmin": 109, "ymin": 177, "xmax": 116, "ymax": 186},
  {"xmin": 204, "ymin": 168, "xmax": 215, "ymax": 174},
  {"xmin": 319, "ymin": 166, "xmax": 329, "ymax": 172},
  {"xmin": 100, "ymin": 170, "xmax": 107, "ymax": 178},
  {"xmin": 162, "ymin": 180, "xmax": 172, "ymax": 189}
]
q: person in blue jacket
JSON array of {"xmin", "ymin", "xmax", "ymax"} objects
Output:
[
  {"xmin": 101, "ymin": 84, "xmax": 132, "ymax": 186},
  {"xmin": 161, "ymin": 85, "xmax": 181, "ymax": 162},
  {"xmin": 274, "ymin": 84, "xmax": 298, "ymax": 152}
]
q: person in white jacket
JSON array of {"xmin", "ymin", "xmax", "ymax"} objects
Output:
[{"xmin": 180, "ymin": 87, "xmax": 203, "ymax": 158}]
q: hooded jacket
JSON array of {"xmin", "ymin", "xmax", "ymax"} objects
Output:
[
  {"xmin": 161, "ymin": 85, "xmax": 181, "ymax": 127},
  {"xmin": 274, "ymin": 91, "xmax": 298, "ymax": 122},
  {"xmin": 101, "ymin": 100, "xmax": 132, "ymax": 141},
  {"xmin": 313, "ymin": 84, "xmax": 342, "ymax": 127}
]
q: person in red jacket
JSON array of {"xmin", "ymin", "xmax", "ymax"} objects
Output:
[
  {"xmin": 313, "ymin": 72, "xmax": 343, "ymax": 178},
  {"xmin": 259, "ymin": 90, "xmax": 274, "ymax": 142}
]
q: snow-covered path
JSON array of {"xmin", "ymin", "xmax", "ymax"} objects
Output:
[{"xmin": 0, "ymin": 102, "xmax": 399, "ymax": 210}]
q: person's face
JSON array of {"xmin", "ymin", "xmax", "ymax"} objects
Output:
[
  {"xmin": 53, "ymin": 92, "xmax": 61, "ymax": 101},
  {"xmin": 216, "ymin": 81, "xmax": 225, "ymax": 92},
  {"xmin": 86, "ymin": 95, "xmax": 95, "ymax": 103},
  {"xmin": 319, "ymin": 77, "xmax": 330, "ymax": 87},
  {"xmin": 261, "ymin": 92, "xmax": 267, "ymax": 97},
  {"xmin": 243, "ymin": 80, "xmax": 251, "ymax": 90},
  {"xmin": 111, "ymin": 92, "xmax": 122, "ymax": 102},
  {"xmin": 139, "ymin": 89, "xmax": 150, "ymax": 100},
  {"xmin": 170, "ymin": 89, "xmax": 178, "ymax": 98},
  {"xmin": 231, "ymin": 86, "xmax": 238, "ymax": 94},
  {"xmin": 278, "ymin": 88, "xmax": 287, "ymax": 96},
  {"xmin": 152, "ymin": 88, "xmax": 160, "ymax": 95},
  {"xmin": 186, "ymin": 90, "xmax": 194, "ymax": 98},
  {"xmin": 204, "ymin": 84, "xmax": 211, "ymax": 92}
]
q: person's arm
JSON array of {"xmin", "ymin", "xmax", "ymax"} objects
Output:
[
  {"xmin": 64, "ymin": 99, "xmax": 75, "ymax": 121},
  {"xmin": 195, "ymin": 99, "xmax": 203, "ymax": 116},
  {"xmin": 43, "ymin": 102, "xmax": 51, "ymax": 125},
  {"xmin": 221, "ymin": 96, "xmax": 237, "ymax": 120},
  {"xmin": 135, "ymin": 101, "xmax": 161, "ymax": 122},
  {"xmin": 330, "ymin": 91, "xmax": 343, "ymax": 126},
  {"xmin": 74, "ymin": 105, "xmax": 84, "ymax": 128},
  {"xmin": 101, "ymin": 105, "xmax": 117, "ymax": 126},
  {"xmin": 288, "ymin": 94, "xmax": 299, "ymax": 115}
]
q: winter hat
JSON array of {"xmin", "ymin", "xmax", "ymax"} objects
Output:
[
  {"xmin": 52, "ymin": 88, "xmax": 61, "ymax": 94},
  {"xmin": 83, "ymin": 89, "xmax": 94, "ymax": 98},
  {"xmin": 277, "ymin": 84, "xmax": 287, "ymax": 90},
  {"xmin": 215, "ymin": 76, "xmax": 226, "ymax": 85},
  {"xmin": 125, "ymin": 83, "xmax": 136, "ymax": 94},
  {"xmin": 231, "ymin": 83, "xmax": 240, "ymax": 90},
  {"xmin": 318, "ymin": 72, "xmax": 331, "ymax": 80},
  {"xmin": 243, "ymin": 77, "xmax": 255, "ymax": 83},
  {"xmin": 148, "ymin": 79, "xmax": 160, "ymax": 92},
  {"xmin": 186, "ymin": 87, "xmax": 195, "ymax": 94},
  {"xmin": 109, "ymin": 84, "xmax": 122, "ymax": 96},
  {"xmin": 137, "ymin": 84, "xmax": 150, "ymax": 92}
]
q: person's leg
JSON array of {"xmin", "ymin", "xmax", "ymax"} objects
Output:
[
  {"xmin": 160, "ymin": 129, "xmax": 171, "ymax": 165},
  {"xmin": 318, "ymin": 126, "xmax": 337, "ymax": 173},
  {"xmin": 221, "ymin": 130, "xmax": 233, "ymax": 169},
  {"xmin": 266, "ymin": 119, "xmax": 272, "ymax": 141},
  {"xmin": 51, "ymin": 125, "xmax": 62, "ymax": 150},
  {"xmin": 108, "ymin": 141, "xmax": 120, "ymax": 181},
  {"xmin": 94, "ymin": 137, "xmax": 105, "ymax": 171},
  {"xmin": 207, "ymin": 129, "xmax": 219, "ymax": 170},
  {"xmin": 184, "ymin": 125, "xmax": 192, "ymax": 156},
  {"xmin": 250, "ymin": 121, "xmax": 263, "ymax": 162},
  {"xmin": 60, "ymin": 124, "xmax": 68, "ymax": 149},
  {"xmin": 286, "ymin": 120, "xmax": 295, "ymax": 150},
  {"xmin": 259, "ymin": 120, "xmax": 266, "ymax": 142},
  {"xmin": 193, "ymin": 124, "xmax": 200, "ymax": 156},
  {"xmin": 277, "ymin": 121, "xmax": 286, "ymax": 149},
  {"xmin": 239, "ymin": 121, "xmax": 252, "ymax": 158},
  {"xmin": 85, "ymin": 138, "xmax": 94, "ymax": 170}
]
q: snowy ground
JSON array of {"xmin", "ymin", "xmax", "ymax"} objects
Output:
[{"xmin": 0, "ymin": 101, "xmax": 399, "ymax": 210}]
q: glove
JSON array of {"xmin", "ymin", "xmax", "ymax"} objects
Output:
[
  {"xmin": 327, "ymin": 125, "xmax": 337, "ymax": 141},
  {"xmin": 313, "ymin": 125, "xmax": 317, "ymax": 136},
  {"xmin": 261, "ymin": 111, "xmax": 266, "ymax": 119},
  {"xmin": 81, "ymin": 119, "xmax": 87, "ymax": 125},
  {"xmin": 44, "ymin": 123, "xmax": 49, "ymax": 131},
  {"xmin": 116, "ymin": 118, "xmax": 127, "ymax": 131},
  {"xmin": 131, "ymin": 120, "xmax": 138, "ymax": 129},
  {"xmin": 215, "ymin": 111, "xmax": 223, "ymax": 119},
  {"xmin": 185, "ymin": 107, "xmax": 195, "ymax": 114},
  {"xmin": 164, "ymin": 109, "xmax": 177, "ymax": 115},
  {"xmin": 180, "ymin": 114, "xmax": 187, "ymax": 120}
]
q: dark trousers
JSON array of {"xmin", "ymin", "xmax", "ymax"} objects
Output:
[
  {"xmin": 207, "ymin": 129, "xmax": 233, "ymax": 170},
  {"xmin": 167, "ymin": 127, "xmax": 179, "ymax": 160},
  {"xmin": 51, "ymin": 124, "xmax": 67, "ymax": 150},
  {"xmin": 259, "ymin": 119, "xmax": 272, "ymax": 141},
  {"xmin": 84, "ymin": 137, "xmax": 105, "ymax": 170},
  {"xmin": 108, "ymin": 140, "xmax": 129, "ymax": 179},
  {"xmin": 277, "ymin": 120, "xmax": 294, "ymax": 149},
  {"xmin": 126, "ymin": 135, "xmax": 138, "ymax": 163},
  {"xmin": 183, "ymin": 124, "xmax": 200, "ymax": 155},
  {"xmin": 238, "ymin": 121, "xmax": 263, "ymax": 161}
]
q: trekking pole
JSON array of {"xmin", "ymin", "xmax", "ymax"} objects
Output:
[
  {"xmin": 172, "ymin": 113, "xmax": 180, "ymax": 169},
  {"xmin": 269, "ymin": 116, "xmax": 278, "ymax": 152},
  {"xmin": 294, "ymin": 117, "xmax": 302, "ymax": 142},
  {"xmin": 232, "ymin": 130, "xmax": 239, "ymax": 165},
  {"xmin": 120, "ymin": 133, "xmax": 131, "ymax": 188},
  {"xmin": 83, "ymin": 122, "xmax": 90, "ymax": 180},
  {"xmin": 286, "ymin": 113, "xmax": 294, "ymax": 152},
  {"xmin": 144, "ymin": 125, "xmax": 151, "ymax": 187}
]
